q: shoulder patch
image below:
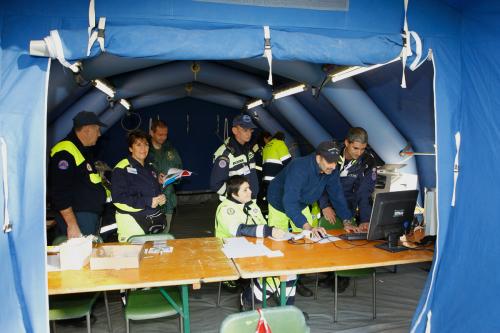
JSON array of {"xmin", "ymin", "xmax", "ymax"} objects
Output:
[
  {"xmin": 86, "ymin": 163, "xmax": 93, "ymax": 172},
  {"xmin": 58, "ymin": 160, "xmax": 69, "ymax": 170},
  {"xmin": 227, "ymin": 207, "xmax": 235, "ymax": 215},
  {"xmin": 218, "ymin": 159, "xmax": 228, "ymax": 168}
]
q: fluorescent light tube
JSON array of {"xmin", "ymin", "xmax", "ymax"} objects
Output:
[
  {"xmin": 93, "ymin": 79, "xmax": 115, "ymax": 98},
  {"xmin": 273, "ymin": 84, "xmax": 307, "ymax": 99},
  {"xmin": 246, "ymin": 99, "xmax": 263, "ymax": 109},
  {"xmin": 119, "ymin": 99, "xmax": 131, "ymax": 110},
  {"xmin": 330, "ymin": 57, "xmax": 400, "ymax": 83}
]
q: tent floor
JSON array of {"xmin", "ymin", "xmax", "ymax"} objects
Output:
[{"xmin": 52, "ymin": 198, "xmax": 430, "ymax": 333}]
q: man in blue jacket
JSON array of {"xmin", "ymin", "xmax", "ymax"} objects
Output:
[
  {"xmin": 267, "ymin": 141, "xmax": 353, "ymax": 297},
  {"xmin": 319, "ymin": 127, "xmax": 377, "ymax": 292}
]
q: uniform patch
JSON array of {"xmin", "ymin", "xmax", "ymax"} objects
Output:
[
  {"xmin": 58, "ymin": 160, "xmax": 69, "ymax": 170},
  {"xmin": 227, "ymin": 207, "xmax": 235, "ymax": 215},
  {"xmin": 86, "ymin": 163, "xmax": 92, "ymax": 172},
  {"xmin": 167, "ymin": 151, "xmax": 174, "ymax": 160},
  {"xmin": 371, "ymin": 168, "xmax": 377, "ymax": 181},
  {"xmin": 126, "ymin": 167, "xmax": 138, "ymax": 174},
  {"xmin": 252, "ymin": 208, "xmax": 259, "ymax": 214},
  {"xmin": 218, "ymin": 159, "xmax": 227, "ymax": 168}
]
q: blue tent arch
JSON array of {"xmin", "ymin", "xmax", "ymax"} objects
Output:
[{"xmin": 1, "ymin": 1, "xmax": 499, "ymax": 332}]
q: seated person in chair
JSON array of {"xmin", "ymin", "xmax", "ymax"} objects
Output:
[
  {"xmin": 111, "ymin": 130, "xmax": 168, "ymax": 242},
  {"xmin": 215, "ymin": 175, "xmax": 289, "ymax": 310}
]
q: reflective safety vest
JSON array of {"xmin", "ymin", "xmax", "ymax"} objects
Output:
[
  {"xmin": 262, "ymin": 138, "xmax": 291, "ymax": 183},
  {"xmin": 215, "ymin": 199, "xmax": 266, "ymax": 239},
  {"xmin": 213, "ymin": 139, "xmax": 256, "ymax": 197},
  {"xmin": 50, "ymin": 140, "xmax": 103, "ymax": 186}
]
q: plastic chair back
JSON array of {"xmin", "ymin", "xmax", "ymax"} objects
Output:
[{"xmin": 219, "ymin": 306, "xmax": 310, "ymax": 333}]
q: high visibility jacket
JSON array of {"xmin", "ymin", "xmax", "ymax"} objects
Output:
[
  {"xmin": 49, "ymin": 132, "xmax": 106, "ymax": 213},
  {"xmin": 262, "ymin": 138, "xmax": 291, "ymax": 183},
  {"xmin": 210, "ymin": 137, "xmax": 259, "ymax": 199},
  {"xmin": 215, "ymin": 199, "xmax": 271, "ymax": 239}
]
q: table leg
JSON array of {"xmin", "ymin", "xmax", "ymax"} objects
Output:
[
  {"xmin": 262, "ymin": 278, "xmax": 267, "ymax": 308},
  {"xmin": 182, "ymin": 285, "xmax": 190, "ymax": 333},
  {"xmin": 280, "ymin": 279, "xmax": 286, "ymax": 306}
]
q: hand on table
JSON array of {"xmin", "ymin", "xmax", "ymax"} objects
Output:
[{"xmin": 321, "ymin": 206, "xmax": 336, "ymax": 224}]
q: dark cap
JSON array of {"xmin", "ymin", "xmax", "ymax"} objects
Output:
[
  {"xmin": 73, "ymin": 111, "xmax": 107, "ymax": 128},
  {"xmin": 232, "ymin": 114, "xmax": 257, "ymax": 129},
  {"xmin": 316, "ymin": 141, "xmax": 341, "ymax": 163}
]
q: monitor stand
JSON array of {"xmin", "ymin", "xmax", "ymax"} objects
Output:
[{"xmin": 375, "ymin": 233, "xmax": 409, "ymax": 253}]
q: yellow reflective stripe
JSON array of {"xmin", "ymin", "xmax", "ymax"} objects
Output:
[
  {"xmin": 89, "ymin": 173, "xmax": 102, "ymax": 184},
  {"xmin": 113, "ymin": 202, "xmax": 142, "ymax": 213},
  {"xmin": 50, "ymin": 141, "xmax": 85, "ymax": 166},
  {"xmin": 114, "ymin": 158, "xmax": 130, "ymax": 169}
]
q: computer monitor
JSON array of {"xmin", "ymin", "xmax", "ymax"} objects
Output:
[{"xmin": 367, "ymin": 189, "xmax": 419, "ymax": 252}]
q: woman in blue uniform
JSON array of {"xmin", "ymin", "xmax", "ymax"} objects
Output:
[{"xmin": 112, "ymin": 130, "xmax": 167, "ymax": 242}]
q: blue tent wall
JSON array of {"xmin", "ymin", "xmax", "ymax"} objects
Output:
[{"xmin": 3, "ymin": 0, "xmax": 500, "ymax": 332}]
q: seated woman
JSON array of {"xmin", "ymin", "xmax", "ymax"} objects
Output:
[
  {"xmin": 215, "ymin": 175, "xmax": 294, "ymax": 310},
  {"xmin": 112, "ymin": 130, "xmax": 167, "ymax": 242}
]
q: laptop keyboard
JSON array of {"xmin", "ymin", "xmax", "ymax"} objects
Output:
[{"xmin": 338, "ymin": 232, "xmax": 368, "ymax": 241}]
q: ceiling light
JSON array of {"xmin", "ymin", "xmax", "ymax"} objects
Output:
[
  {"xmin": 246, "ymin": 99, "xmax": 263, "ymax": 109},
  {"xmin": 92, "ymin": 79, "xmax": 115, "ymax": 98},
  {"xmin": 119, "ymin": 99, "xmax": 131, "ymax": 110},
  {"xmin": 329, "ymin": 57, "xmax": 400, "ymax": 83},
  {"xmin": 273, "ymin": 84, "xmax": 307, "ymax": 99}
]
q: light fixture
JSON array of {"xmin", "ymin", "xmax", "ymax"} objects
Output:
[
  {"xmin": 119, "ymin": 99, "xmax": 131, "ymax": 110},
  {"xmin": 92, "ymin": 79, "xmax": 115, "ymax": 98},
  {"xmin": 328, "ymin": 57, "xmax": 400, "ymax": 83},
  {"xmin": 246, "ymin": 99, "xmax": 263, "ymax": 109},
  {"xmin": 273, "ymin": 83, "xmax": 307, "ymax": 100}
]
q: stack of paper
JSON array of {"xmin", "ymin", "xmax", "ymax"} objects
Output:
[{"xmin": 222, "ymin": 237, "xmax": 283, "ymax": 258}]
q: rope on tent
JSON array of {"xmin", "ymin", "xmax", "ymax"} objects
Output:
[
  {"xmin": 451, "ymin": 132, "xmax": 461, "ymax": 206},
  {"xmin": 263, "ymin": 26, "xmax": 273, "ymax": 86},
  {"xmin": 1, "ymin": 137, "xmax": 12, "ymax": 233},
  {"xmin": 87, "ymin": 0, "xmax": 106, "ymax": 56}
]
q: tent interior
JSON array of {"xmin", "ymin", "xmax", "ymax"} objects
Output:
[
  {"xmin": 3, "ymin": 0, "xmax": 500, "ymax": 332},
  {"xmin": 47, "ymin": 55, "xmax": 436, "ymax": 193}
]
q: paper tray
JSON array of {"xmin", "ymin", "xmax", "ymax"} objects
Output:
[{"xmin": 90, "ymin": 244, "xmax": 144, "ymax": 270}]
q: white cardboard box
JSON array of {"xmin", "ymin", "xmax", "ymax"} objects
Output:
[
  {"xmin": 59, "ymin": 237, "xmax": 93, "ymax": 270},
  {"xmin": 90, "ymin": 244, "xmax": 144, "ymax": 270}
]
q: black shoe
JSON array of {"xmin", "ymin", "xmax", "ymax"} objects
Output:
[
  {"xmin": 302, "ymin": 311, "xmax": 309, "ymax": 321},
  {"xmin": 333, "ymin": 277, "xmax": 350, "ymax": 294},
  {"xmin": 296, "ymin": 281, "xmax": 313, "ymax": 297}
]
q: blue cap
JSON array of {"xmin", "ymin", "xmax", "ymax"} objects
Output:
[
  {"xmin": 232, "ymin": 114, "xmax": 257, "ymax": 129},
  {"xmin": 316, "ymin": 141, "xmax": 341, "ymax": 163},
  {"xmin": 73, "ymin": 111, "xmax": 107, "ymax": 128}
]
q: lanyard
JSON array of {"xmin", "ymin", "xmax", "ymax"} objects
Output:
[{"xmin": 339, "ymin": 155, "xmax": 357, "ymax": 177}]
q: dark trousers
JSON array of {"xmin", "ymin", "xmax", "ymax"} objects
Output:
[{"xmin": 56, "ymin": 211, "xmax": 100, "ymax": 237}]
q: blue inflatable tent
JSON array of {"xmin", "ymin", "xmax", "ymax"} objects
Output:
[{"xmin": 0, "ymin": 0, "xmax": 499, "ymax": 332}]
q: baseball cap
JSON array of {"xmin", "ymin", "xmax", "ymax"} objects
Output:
[
  {"xmin": 232, "ymin": 114, "xmax": 257, "ymax": 129},
  {"xmin": 73, "ymin": 111, "xmax": 107, "ymax": 128},
  {"xmin": 316, "ymin": 141, "xmax": 341, "ymax": 163}
]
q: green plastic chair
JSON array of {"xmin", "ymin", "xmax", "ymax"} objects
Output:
[
  {"xmin": 49, "ymin": 236, "xmax": 112, "ymax": 333},
  {"xmin": 219, "ymin": 306, "xmax": 310, "ymax": 333},
  {"xmin": 125, "ymin": 233, "xmax": 183, "ymax": 333}
]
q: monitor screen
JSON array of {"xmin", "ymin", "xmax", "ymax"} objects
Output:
[{"xmin": 367, "ymin": 190, "xmax": 419, "ymax": 252}]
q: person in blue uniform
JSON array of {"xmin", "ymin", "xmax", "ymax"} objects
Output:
[
  {"xmin": 319, "ymin": 127, "xmax": 377, "ymax": 292},
  {"xmin": 210, "ymin": 114, "xmax": 259, "ymax": 200},
  {"xmin": 215, "ymin": 175, "xmax": 287, "ymax": 310},
  {"xmin": 320, "ymin": 127, "xmax": 377, "ymax": 232},
  {"xmin": 49, "ymin": 111, "xmax": 108, "ymax": 239},
  {"xmin": 267, "ymin": 141, "xmax": 353, "ymax": 297},
  {"xmin": 112, "ymin": 130, "xmax": 167, "ymax": 242}
]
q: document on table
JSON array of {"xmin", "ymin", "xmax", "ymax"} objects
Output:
[{"xmin": 222, "ymin": 237, "xmax": 283, "ymax": 258}]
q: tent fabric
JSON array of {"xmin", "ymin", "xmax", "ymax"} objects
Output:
[{"xmin": 2, "ymin": 0, "xmax": 500, "ymax": 332}]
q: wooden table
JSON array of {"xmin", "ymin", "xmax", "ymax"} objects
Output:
[
  {"xmin": 233, "ymin": 231, "xmax": 434, "ymax": 305},
  {"xmin": 48, "ymin": 237, "xmax": 239, "ymax": 333}
]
